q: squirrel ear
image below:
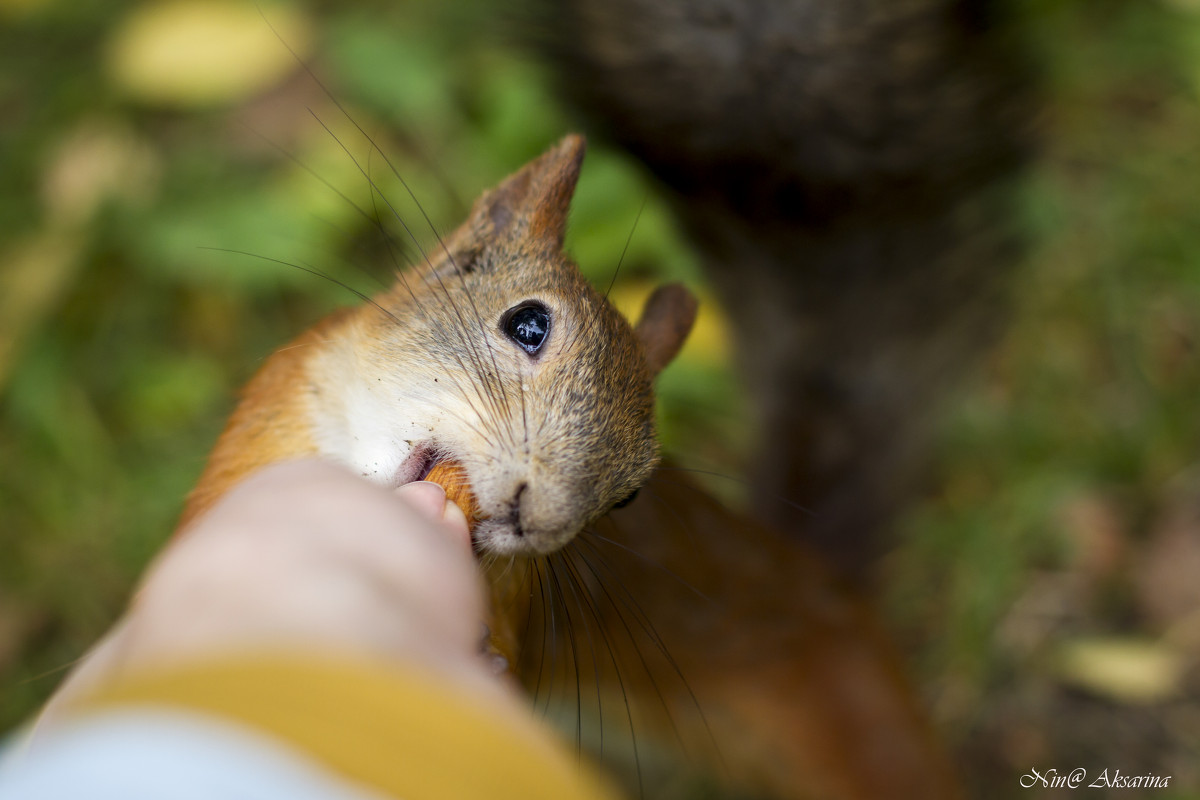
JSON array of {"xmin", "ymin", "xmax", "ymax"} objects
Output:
[
  {"xmin": 635, "ymin": 283, "xmax": 699, "ymax": 377},
  {"xmin": 469, "ymin": 134, "xmax": 586, "ymax": 252}
]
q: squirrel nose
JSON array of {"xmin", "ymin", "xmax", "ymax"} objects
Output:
[{"xmin": 508, "ymin": 482, "xmax": 529, "ymax": 536}]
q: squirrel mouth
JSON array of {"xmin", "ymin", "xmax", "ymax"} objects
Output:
[{"xmin": 396, "ymin": 443, "xmax": 440, "ymax": 485}]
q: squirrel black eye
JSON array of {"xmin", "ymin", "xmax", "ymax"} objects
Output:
[
  {"xmin": 612, "ymin": 489, "xmax": 639, "ymax": 509},
  {"xmin": 503, "ymin": 303, "xmax": 550, "ymax": 355}
]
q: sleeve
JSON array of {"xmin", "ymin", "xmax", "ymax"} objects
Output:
[{"xmin": 0, "ymin": 653, "xmax": 622, "ymax": 800}]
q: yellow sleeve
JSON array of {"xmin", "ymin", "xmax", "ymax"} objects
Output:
[{"xmin": 71, "ymin": 654, "xmax": 622, "ymax": 800}]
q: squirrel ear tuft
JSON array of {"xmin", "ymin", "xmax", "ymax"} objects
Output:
[
  {"xmin": 635, "ymin": 283, "xmax": 699, "ymax": 377},
  {"xmin": 469, "ymin": 134, "xmax": 586, "ymax": 251}
]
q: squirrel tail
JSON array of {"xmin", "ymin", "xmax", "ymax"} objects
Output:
[{"xmin": 524, "ymin": 0, "xmax": 1033, "ymax": 577}]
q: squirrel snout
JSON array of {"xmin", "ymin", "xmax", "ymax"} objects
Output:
[
  {"xmin": 503, "ymin": 482, "xmax": 529, "ymax": 537},
  {"xmin": 473, "ymin": 477, "xmax": 583, "ymax": 557}
]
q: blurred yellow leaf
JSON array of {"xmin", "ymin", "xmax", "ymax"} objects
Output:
[
  {"xmin": 1164, "ymin": 0, "xmax": 1200, "ymax": 13},
  {"xmin": 0, "ymin": 232, "xmax": 83, "ymax": 390},
  {"xmin": 1052, "ymin": 636, "xmax": 1185, "ymax": 705},
  {"xmin": 42, "ymin": 120, "xmax": 160, "ymax": 225},
  {"xmin": 107, "ymin": 1, "xmax": 312, "ymax": 108}
]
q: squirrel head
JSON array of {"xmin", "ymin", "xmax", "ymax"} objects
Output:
[{"xmin": 335, "ymin": 135, "xmax": 696, "ymax": 556}]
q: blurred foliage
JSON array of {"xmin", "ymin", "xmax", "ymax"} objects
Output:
[
  {"xmin": 884, "ymin": 1, "xmax": 1200, "ymax": 791},
  {"xmin": 1, "ymin": 0, "xmax": 1199, "ymax": 794}
]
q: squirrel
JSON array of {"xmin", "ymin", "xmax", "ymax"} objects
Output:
[{"xmin": 183, "ymin": 134, "xmax": 962, "ymax": 799}]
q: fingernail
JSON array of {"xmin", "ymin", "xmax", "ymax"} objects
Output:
[
  {"xmin": 441, "ymin": 501, "xmax": 468, "ymax": 532},
  {"xmin": 440, "ymin": 499, "xmax": 472, "ymax": 552},
  {"xmin": 395, "ymin": 481, "xmax": 447, "ymax": 521}
]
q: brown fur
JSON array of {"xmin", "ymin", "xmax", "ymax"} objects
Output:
[
  {"xmin": 179, "ymin": 309, "xmax": 356, "ymax": 530},
  {"xmin": 507, "ymin": 470, "xmax": 962, "ymax": 799}
]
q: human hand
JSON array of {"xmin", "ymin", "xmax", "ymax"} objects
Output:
[{"xmin": 44, "ymin": 459, "xmax": 504, "ymax": 718}]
